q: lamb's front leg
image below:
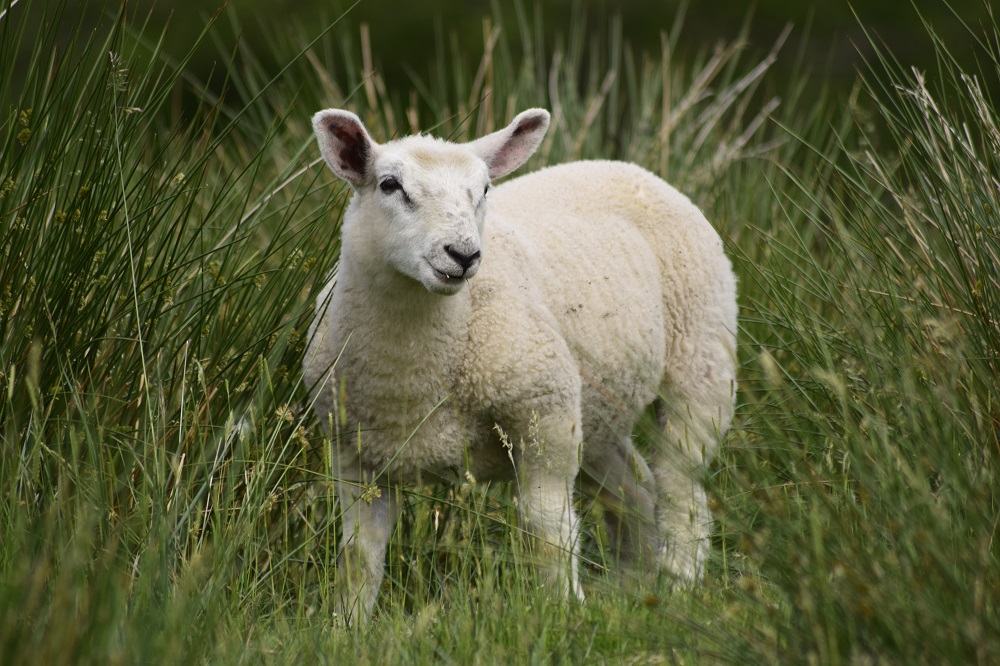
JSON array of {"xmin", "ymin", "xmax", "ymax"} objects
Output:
[
  {"xmin": 335, "ymin": 458, "xmax": 398, "ymax": 627},
  {"xmin": 515, "ymin": 411, "xmax": 585, "ymax": 601}
]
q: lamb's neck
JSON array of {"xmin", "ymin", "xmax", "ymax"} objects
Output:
[
  {"xmin": 336, "ymin": 259, "xmax": 472, "ymax": 349},
  {"xmin": 333, "ymin": 260, "xmax": 473, "ymax": 451}
]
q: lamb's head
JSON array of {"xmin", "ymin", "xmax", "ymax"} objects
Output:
[{"xmin": 312, "ymin": 108, "xmax": 550, "ymax": 295}]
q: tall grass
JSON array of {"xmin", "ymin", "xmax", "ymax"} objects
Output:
[
  {"xmin": 708, "ymin": 14, "xmax": 1000, "ymax": 661},
  {"xmin": 1, "ymin": 0, "xmax": 997, "ymax": 663},
  {"xmin": 0, "ymin": 2, "xmax": 345, "ymax": 661}
]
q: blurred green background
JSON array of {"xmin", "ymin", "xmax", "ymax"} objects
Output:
[{"xmin": 110, "ymin": 0, "xmax": 993, "ymax": 102}]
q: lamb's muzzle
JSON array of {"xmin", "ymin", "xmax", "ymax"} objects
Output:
[{"xmin": 443, "ymin": 244, "xmax": 481, "ymax": 273}]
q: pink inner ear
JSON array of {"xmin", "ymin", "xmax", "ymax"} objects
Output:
[
  {"xmin": 326, "ymin": 118, "xmax": 369, "ymax": 177},
  {"xmin": 315, "ymin": 113, "xmax": 370, "ymax": 183},
  {"xmin": 511, "ymin": 114, "xmax": 545, "ymax": 137},
  {"xmin": 488, "ymin": 118, "xmax": 544, "ymax": 177}
]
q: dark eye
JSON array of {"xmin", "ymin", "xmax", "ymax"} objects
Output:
[
  {"xmin": 379, "ymin": 176, "xmax": 403, "ymax": 194},
  {"xmin": 483, "ymin": 183, "xmax": 490, "ymax": 196}
]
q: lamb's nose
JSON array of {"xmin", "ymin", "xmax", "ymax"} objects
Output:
[{"xmin": 444, "ymin": 244, "xmax": 481, "ymax": 271}]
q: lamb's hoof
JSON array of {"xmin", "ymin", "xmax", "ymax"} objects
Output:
[{"xmin": 660, "ymin": 539, "xmax": 709, "ymax": 585}]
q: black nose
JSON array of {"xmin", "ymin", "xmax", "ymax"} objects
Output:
[{"xmin": 444, "ymin": 244, "xmax": 481, "ymax": 271}]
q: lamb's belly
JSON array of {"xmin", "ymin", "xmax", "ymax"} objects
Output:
[
  {"xmin": 355, "ymin": 406, "xmax": 513, "ymax": 484},
  {"xmin": 570, "ymin": 317, "xmax": 663, "ymax": 417}
]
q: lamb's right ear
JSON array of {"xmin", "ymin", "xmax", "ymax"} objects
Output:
[
  {"xmin": 312, "ymin": 109, "xmax": 376, "ymax": 187},
  {"xmin": 468, "ymin": 109, "xmax": 550, "ymax": 180}
]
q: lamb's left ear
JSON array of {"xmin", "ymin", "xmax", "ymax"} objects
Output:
[
  {"xmin": 468, "ymin": 109, "xmax": 550, "ymax": 180},
  {"xmin": 312, "ymin": 109, "xmax": 377, "ymax": 187}
]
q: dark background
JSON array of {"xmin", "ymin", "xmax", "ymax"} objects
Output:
[{"xmin": 130, "ymin": 0, "xmax": 995, "ymax": 99}]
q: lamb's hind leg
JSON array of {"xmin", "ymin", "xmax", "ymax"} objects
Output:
[
  {"xmin": 653, "ymin": 334, "xmax": 736, "ymax": 583},
  {"xmin": 580, "ymin": 436, "xmax": 658, "ymax": 573}
]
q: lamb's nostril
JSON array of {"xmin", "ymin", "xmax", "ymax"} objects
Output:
[{"xmin": 444, "ymin": 245, "xmax": 481, "ymax": 271}]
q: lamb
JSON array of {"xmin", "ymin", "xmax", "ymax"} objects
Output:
[{"xmin": 304, "ymin": 107, "xmax": 738, "ymax": 626}]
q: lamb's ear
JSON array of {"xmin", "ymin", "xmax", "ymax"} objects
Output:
[
  {"xmin": 468, "ymin": 109, "xmax": 550, "ymax": 180},
  {"xmin": 312, "ymin": 109, "xmax": 377, "ymax": 187}
]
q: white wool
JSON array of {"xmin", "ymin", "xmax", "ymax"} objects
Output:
[{"xmin": 304, "ymin": 109, "xmax": 737, "ymax": 626}]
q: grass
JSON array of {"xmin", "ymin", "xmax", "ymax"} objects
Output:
[{"xmin": 1, "ymin": 1, "xmax": 997, "ymax": 663}]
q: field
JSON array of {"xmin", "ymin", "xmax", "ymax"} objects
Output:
[{"xmin": 1, "ymin": 1, "xmax": 998, "ymax": 663}]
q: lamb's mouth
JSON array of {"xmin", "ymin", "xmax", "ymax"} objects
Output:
[
  {"xmin": 426, "ymin": 257, "xmax": 478, "ymax": 290},
  {"xmin": 432, "ymin": 267, "xmax": 464, "ymax": 284}
]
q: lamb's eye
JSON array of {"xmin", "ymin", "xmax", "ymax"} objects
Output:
[
  {"xmin": 379, "ymin": 176, "xmax": 403, "ymax": 194},
  {"xmin": 483, "ymin": 183, "xmax": 490, "ymax": 196}
]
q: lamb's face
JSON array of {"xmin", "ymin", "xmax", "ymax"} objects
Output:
[
  {"xmin": 363, "ymin": 140, "xmax": 490, "ymax": 296},
  {"xmin": 313, "ymin": 108, "xmax": 550, "ymax": 296}
]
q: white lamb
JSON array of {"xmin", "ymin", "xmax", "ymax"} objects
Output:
[{"xmin": 304, "ymin": 107, "xmax": 737, "ymax": 626}]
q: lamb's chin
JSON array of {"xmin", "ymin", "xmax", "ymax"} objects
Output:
[
  {"xmin": 424, "ymin": 276, "xmax": 468, "ymax": 296},
  {"xmin": 414, "ymin": 266, "xmax": 468, "ymax": 295}
]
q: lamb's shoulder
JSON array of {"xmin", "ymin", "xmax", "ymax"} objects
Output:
[{"xmin": 459, "ymin": 223, "xmax": 580, "ymax": 430}]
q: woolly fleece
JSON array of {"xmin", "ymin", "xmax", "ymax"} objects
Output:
[{"xmin": 304, "ymin": 109, "xmax": 737, "ymax": 626}]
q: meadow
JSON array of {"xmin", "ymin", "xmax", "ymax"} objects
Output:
[{"xmin": 1, "ymin": 1, "xmax": 997, "ymax": 663}]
